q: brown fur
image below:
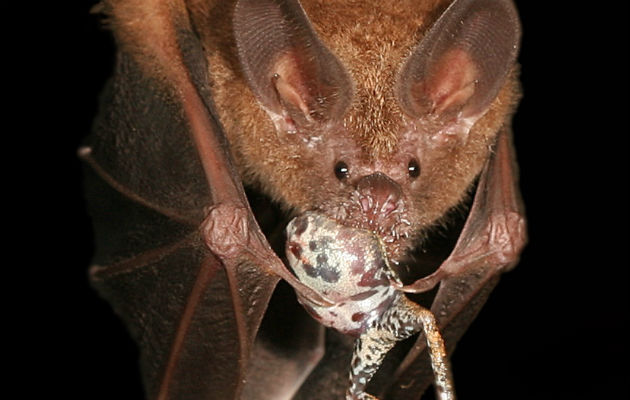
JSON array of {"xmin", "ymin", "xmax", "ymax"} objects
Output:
[{"xmin": 100, "ymin": 0, "xmax": 521, "ymax": 259}]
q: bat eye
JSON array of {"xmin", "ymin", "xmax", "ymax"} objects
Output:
[
  {"xmin": 334, "ymin": 161, "xmax": 350, "ymax": 180},
  {"xmin": 408, "ymin": 159, "xmax": 421, "ymax": 179}
]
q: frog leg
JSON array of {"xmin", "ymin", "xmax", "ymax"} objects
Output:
[
  {"xmin": 346, "ymin": 294, "xmax": 456, "ymax": 400},
  {"xmin": 346, "ymin": 329, "xmax": 397, "ymax": 400},
  {"xmin": 388, "ymin": 296, "xmax": 456, "ymax": 400}
]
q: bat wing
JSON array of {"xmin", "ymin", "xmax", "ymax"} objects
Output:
[
  {"xmin": 383, "ymin": 128, "xmax": 527, "ymax": 399},
  {"xmin": 81, "ymin": 2, "xmax": 324, "ymax": 398}
]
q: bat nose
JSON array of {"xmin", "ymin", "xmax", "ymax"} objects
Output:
[{"xmin": 356, "ymin": 173, "xmax": 402, "ymax": 216}]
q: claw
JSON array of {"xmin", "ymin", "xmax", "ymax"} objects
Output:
[{"xmin": 397, "ymin": 269, "xmax": 446, "ymax": 294}]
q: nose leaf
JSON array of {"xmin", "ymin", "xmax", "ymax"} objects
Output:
[{"xmin": 356, "ymin": 173, "xmax": 402, "ymax": 217}]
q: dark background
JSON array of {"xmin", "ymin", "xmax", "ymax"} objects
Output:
[{"xmin": 22, "ymin": 1, "xmax": 628, "ymax": 399}]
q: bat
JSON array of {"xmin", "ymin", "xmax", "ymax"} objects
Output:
[{"xmin": 81, "ymin": 0, "xmax": 526, "ymax": 398}]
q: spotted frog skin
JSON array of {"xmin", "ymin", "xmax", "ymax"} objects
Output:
[
  {"xmin": 286, "ymin": 212, "xmax": 455, "ymax": 400},
  {"xmin": 286, "ymin": 212, "xmax": 399, "ymax": 336}
]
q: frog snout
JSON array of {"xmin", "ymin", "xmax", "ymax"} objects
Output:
[{"xmin": 356, "ymin": 172, "xmax": 402, "ymax": 216}]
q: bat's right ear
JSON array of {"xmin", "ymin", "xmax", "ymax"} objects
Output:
[
  {"xmin": 234, "ymin": 0, "xmax": 352, "ymax": 136},
  {"xmin": 396, "ymin": 0, "xmax": 521, "ymax": 139}
]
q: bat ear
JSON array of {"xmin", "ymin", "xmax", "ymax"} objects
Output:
[
  {"xmin": 234, "ymin": 0, "xmax": 352, "ymax": 134},
  {"xmin": 396, "ymin": 0, "xmax": 520, "ymax": 134}
]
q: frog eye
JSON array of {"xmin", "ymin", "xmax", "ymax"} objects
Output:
[
  {"xmin": 408, "ymin": 158, "xmax": 420, "ymax": 179},
  {"xmin": 334, "ymin": 161, "xmax": 350, "ymax": 180}
]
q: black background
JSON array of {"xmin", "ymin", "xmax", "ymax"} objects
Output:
[{"xmin": 19, "ymin": 1, "xmax": 628, "ymax": 399}]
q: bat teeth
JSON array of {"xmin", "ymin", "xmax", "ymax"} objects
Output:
[{"xmin": 334, "ymin": 206, "xmax": 346, "ymax": 222}]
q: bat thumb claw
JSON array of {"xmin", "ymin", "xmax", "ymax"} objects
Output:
[
  {"xmin": 391, "ymin": 280, "xmax": 404, "ymax": 290},
  {"xmin": 398, "ymin": 269, "xmax": 446, "ymax": 293}
]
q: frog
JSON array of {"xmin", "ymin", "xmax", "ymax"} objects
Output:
[{"xmin": 285, "ymin": 211, "xmax": 456, "ymax": 400}]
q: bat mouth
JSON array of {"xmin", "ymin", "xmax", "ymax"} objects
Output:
[{"xmin": 316, "ymin": 190, "xmax": 414, "ymax": 265}]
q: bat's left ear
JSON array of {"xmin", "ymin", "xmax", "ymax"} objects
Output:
[
  {"xmin": 396, "ymin": 0, "xmax": 520, "ymax": 136},
  {"xmin": 233, "ymin": 0, "xmax": 352, "ymax": 136}
]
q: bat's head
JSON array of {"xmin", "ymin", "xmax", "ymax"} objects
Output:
[{"xmin": 232, "ymin": 0, "xmax": 520, "ymax": 261}]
